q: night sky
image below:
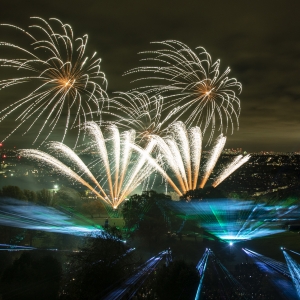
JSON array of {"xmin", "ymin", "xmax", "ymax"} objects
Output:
[{"xmin": 1, "ymin": 0, "xmax": 300, "ymax": 152}]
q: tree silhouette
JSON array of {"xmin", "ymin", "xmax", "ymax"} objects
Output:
[
  {"xmin": 0, "ymin": 185, "xmax": 26, "ymax": 200},
  {"xmin": 62, "ymin": 231, "xmax": 138, "ymax": 299},
  {"xmin": 0, "ymin": 252, "xmax": 62, "ymax": 300},
  {"xmin": 154, "ymin": 260, "xmax": 199, "ymax": 300}
]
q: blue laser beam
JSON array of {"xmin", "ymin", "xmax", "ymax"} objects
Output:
[
  {"xmin": 195, "ymin": 248, "xmax": 210, "ymax": 300},
  {"xmin": 168, "ymin": 199, "xmax": 299, "ymax": 242},
  {"xmin": 243, "ymin": 248, "xmax": 299, "ymax": 299},
  {"xmin": 283, "ymin": 250, "xmax": 300, "ymax": 298},
  {"xmin": 0, "ymin": 198, "xmax": 102, "ymax": 236},
  {"xmin": 243, "ymin": 248, "xmax": 289, "ymax": 276}
]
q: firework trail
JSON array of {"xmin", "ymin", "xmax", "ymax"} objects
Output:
[
  {"xmin": 101, "ymin": 91, "xmax": 179, "ymax": 142},
  {"xmin": 212, "ymin": 154, "xmax": 251, "ymax": 187},
  {"xmin": 199, "ymin": 134, "xmax": 226, "ymax": 188},
  {"xmin": 150, "ymin": 122, "xmax": 249, "ymax": 195},
  {"xmin": 125, "ymin": 40, "xmax": 241, "ymax": 144},
  {"xmin": 151, "ymin": 122, "xmax": 202, "ymax": 193},
  {"xmin": 0, "ymin": 17, "xmax": 107, "ymax": 145},
  {"xmin": 130, "ymin": 142, "xmax": 183, "ymax": 196},
  {"xmin": 19, "ymin": 122, "xmax": 158, "ymax": 208}
]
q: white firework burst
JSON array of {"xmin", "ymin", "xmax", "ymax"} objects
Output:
[
  {"xmin": 0, "ymin": 17, "xmax": 107, "ymax": 145},
  {"xmin": 101, "ymin": 91, "xmax": 179, "ymax": 143},
  {"xmin": 146, "ymin": 122, "xmax": 249, "ymax": 196},
  {"xmin": 19, "ymin": 122, "xmax": 159, "ymax": 208},
  {"xmin": 125, "ymin": 40, "xmax": 242, "ymax": 144}
]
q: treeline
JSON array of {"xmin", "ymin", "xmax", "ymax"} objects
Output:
[
  {"xmin": 0, "ymin": 185, "xmax": 84, "ymax": 207},
  {"xmin": 0, "ymin": 185, "xmax": 107, "ymax": 218},
  {"xmin": 122, "ymin": 190, "xmax": 204, "ymax": 245},
  {"xmin": 0, "ymin": 231, "xmax": 199, "ymax": 300},
  {"xmin": 0, "ymin": 185, "xmax": 52, "ymax": 205},
  {"xmin": 0, "ymin": 252, "xmax": 62, "ymax": 300}
]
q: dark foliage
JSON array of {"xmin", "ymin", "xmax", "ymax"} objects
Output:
[
  {"xmin": 61, "ymin": 231, "xmax": 138, "ymax": 299},
  {"xmin": 0, "ymin": 185, "xmax": 26, "ymax": 200},
  {"xmin": 181, "ymin": 186, "xmax": 227, "ymax": 201},
  {"xmin": 122, "ymin": 193, "xmax": 150, "ymax": 230},
  {"xmin": 23, "ymin": 189, "xmax": 37, "ymax": 202},
  {"xmin": 36, "ymin": 188, "xmax": 52, "ymax": 206},
  {"xmin": 122, "ymin": 191, "xmax": 171, "ymax": 243},
  {"xmin": 154, "ymin": 260, "xmax": 199, "ymax": 300},
  {"xmin": 81, "ymin": 200, "xmax": 103, "ymax": 218},
  {"xmin": 53, "ymin": 186, "xmax": 81, "ymax": 208},
  {"xmin": 0, "ymin": 252, "xmax": 62, "ymax": 300},
  {"xmin": 0, "ymin": 185, "xmax": 54, "ymax": 206}
]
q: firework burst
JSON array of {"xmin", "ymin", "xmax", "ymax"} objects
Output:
[
  {"xmin": 19, "ymin": 122, "xmax": 158, "ymax": 208},
  {"xmin": 0, "ymin": 17, "xmax": 107, "ymax": 145},
  {"xmin": 101, "ymin": 91, "xmax": 179, "ymax": 143},
  {"xmin": 212, "ymin": 154, "xmax": 251, "ymax": 188},
  {"xmin": 125, "ymin": 40, "xmax": 242, "ymax": 144},
  {"xmin": 147, "ymin": 122, "xmax": 249, "ymax": 196}
]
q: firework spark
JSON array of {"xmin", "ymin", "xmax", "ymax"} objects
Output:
[
  {"xmin": 0, "ymin": 17, "xmax": 107, "ymax": 145},
  {"xmin": 212, "ymin": 154, "xmax": 251, "ymax": 187},
  {"xmin": 101, "ymin": 91, "xmax": 179, "ymax": 142},
  {"xmin": 125, "ymin": 40, "xmax": 242, "ymax": 144},
  {"xmin": 199, "ymin": 134, "xmax": 226, "ymax": 188},
  {"xmin": 149, "ymin": 122, "xmax": 249, "ymax": 195},
  {"xmin": 19, "ymin": 122, "xmax": 158, "ymax": 208}
]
